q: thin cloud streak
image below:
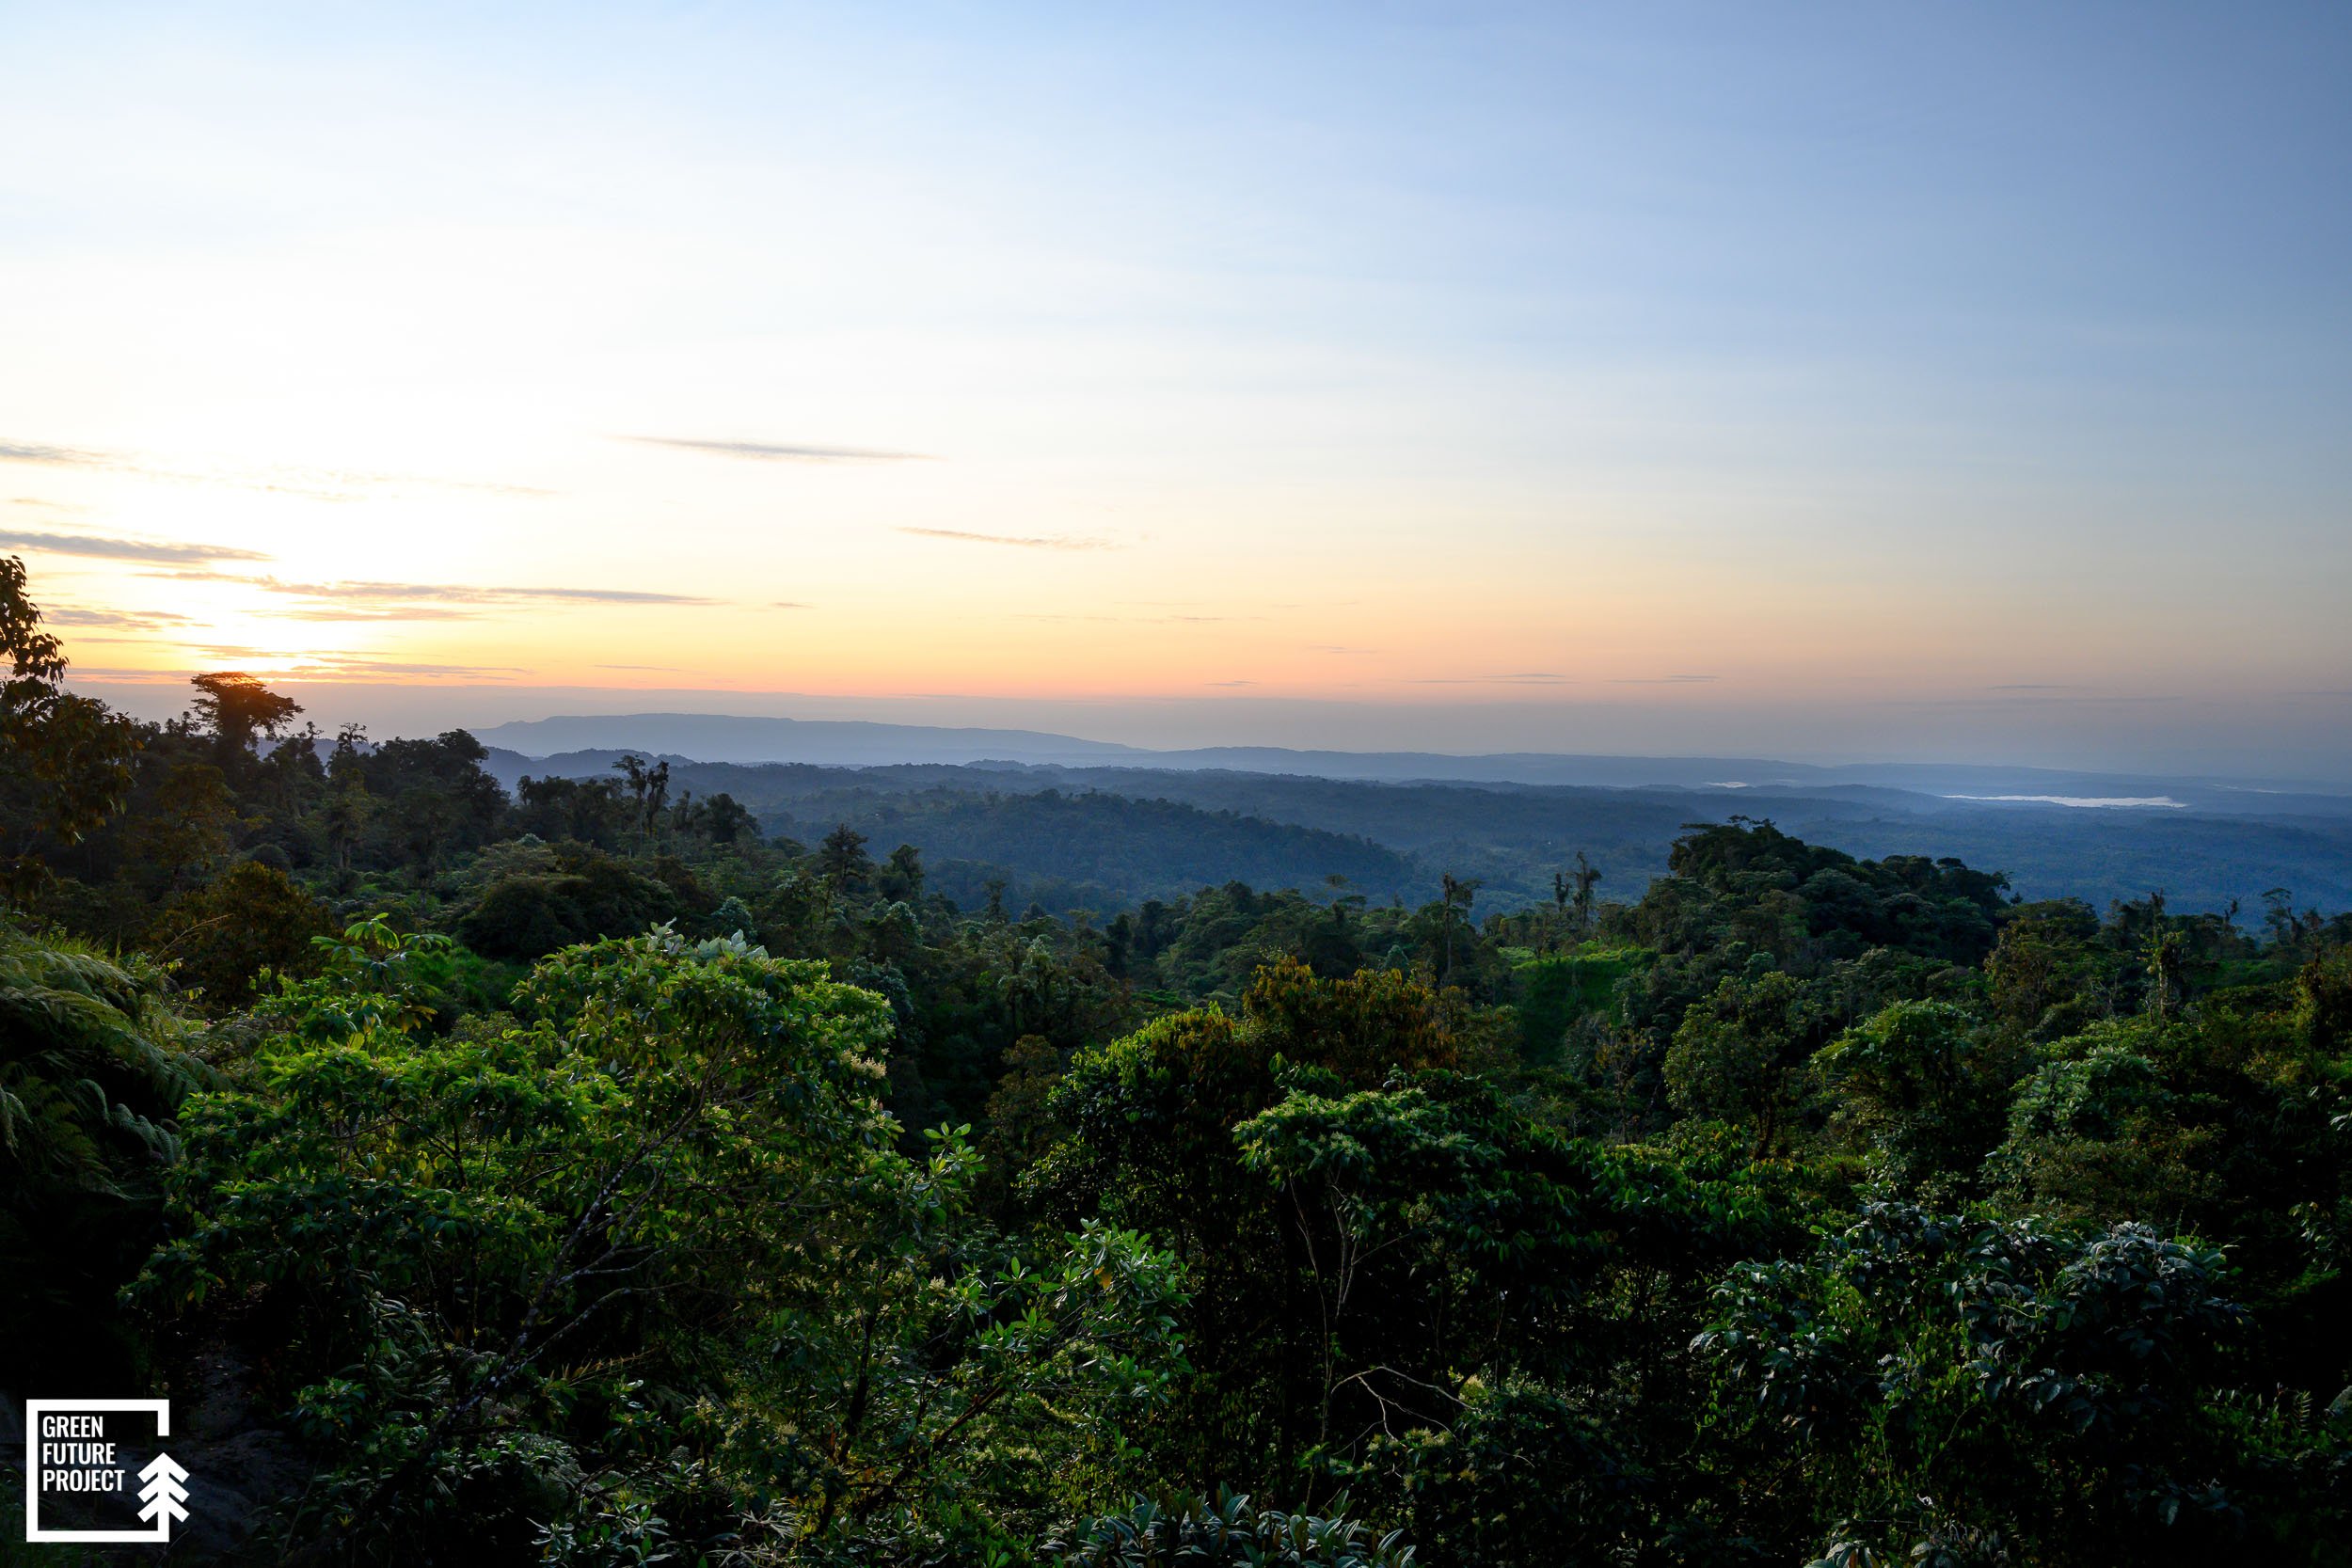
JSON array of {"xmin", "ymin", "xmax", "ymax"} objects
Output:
[
  {"xmin": 0, "ymin": 441, "xmax": 106, "ymax": 466},
  {"xmin": 0, "ymin": 528, "xmax": 271, "ymax": 564},
  {"xmin": 271, "ymin": 579, "xmax": 718, "ymax": 606},
  {"xmin": 141, "ymin": 572, "xmax": 717, "ymax": 610},
  {"xmin": 627, "ymin": 436, "xmax": 933, "ymax": 463},
  {"xmin": 43, "ymin": 607, "xmax": 195, "ymax": 628},
  {"xmin": 898, "ymin": 527, "xmax": 1111, "ymax": 550},
  {"xmin": 0, "ymin": 437, "xmax": 549, "ymax": 500}
]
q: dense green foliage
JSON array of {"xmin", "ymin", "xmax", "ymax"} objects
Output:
[{"xmin": 5, "ymin": 559, "xmax": 2351, "ymax": 1564}]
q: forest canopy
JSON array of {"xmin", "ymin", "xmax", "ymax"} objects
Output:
[{"xmin": 3, "ymin": 556, "xmax": 2349, "ymax": 1565}]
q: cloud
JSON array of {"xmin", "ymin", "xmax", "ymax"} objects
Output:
[
  {"xmin": 10, "ymin": 496, "xmax": 87, "ymax": 512},
  {"xmin": 0, "ymin": 441, "xmax": 106, "ymax": 466},
  {"xmin": 312, "ymin": 658, "xmax": 528, "ymax": 679},
  {"xmin": 1608, "ymin": 673, "xmax": 1720, "ymax": 685},
  {"xmin": 1895, "ymin": 692, "xmax": 2183, "ymax": 708},
  {"xmin": 897, "ymin": 527, "xmax": 1111, "ymax": 550},
  {"xmin": 0, "ymin": 528, "xmax": 272, "ymax": 564},
  {"xmin": 175, "ymin": 644, "xmax": 529, "ymax": 681},
  {"xmin": 627, "ymin": 436, "xmax": 932, "ymax": 463},
  {"xmin": 1410, "ymin": 673, "xmax": 1575, "ymax": 686},
  {"xmin": 596, "ymin": 662, "xmax": 684, "ymax": 672},
  {"xmin": 1208, "ymin": 679, "xmax": 1256, "ymax": 687},
  {"xmin": 0, "ymin": 437, "xmax": 549, "ymax": 501},
  {"xmin": 43, "ymin": 607, "xmax": 194, "ymax": 629},
  {"xmin": 768, "ymin": 600, "xmax": 811, "ymax": 610},
  {"xmin": 49, "ymin": 666, "xmax": 187, "ymax": 683},
  {"xmin": 142, "ymin": 573, "xmax": 717, "ymax": 616},
  {"xmin": 261, "ymin": 606, "xmax": 481, "ymax": 622},
  {"xmin": 280, "ymin": 580, "xmax": 716, "ymax": 607}
]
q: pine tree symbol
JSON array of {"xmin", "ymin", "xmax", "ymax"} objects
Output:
[{"xmin": 137, "ymin": 1452, "xmax": 190, "ymax": 1536}]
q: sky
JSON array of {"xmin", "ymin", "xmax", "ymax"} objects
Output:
[{"xmin": 4, "ymin": 3, "xmax": 2349, "ymax": 777}]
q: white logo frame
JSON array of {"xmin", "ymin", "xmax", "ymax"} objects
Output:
[{"xmin": 24, "ymin": 1398, "xmax": 176, "ymax": 1544}]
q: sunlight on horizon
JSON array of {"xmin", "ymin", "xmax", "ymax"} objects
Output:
[{"xmin": 5, "ymin": 5, "xmax": 2349, "ymax": 772}]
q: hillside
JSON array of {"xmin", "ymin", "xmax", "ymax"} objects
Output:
[{"xmin": 486, "ymin": 749, "xmax": 2352, "ymax": 914}]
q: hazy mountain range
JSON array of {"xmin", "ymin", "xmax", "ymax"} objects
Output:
[
  {"xmin": 472, "ymin": 713, "xmax": 2352, "ymax": 814},
  {"xmin": 467, "ymin": 713, "xmax": 2352, "ymax": 917}
]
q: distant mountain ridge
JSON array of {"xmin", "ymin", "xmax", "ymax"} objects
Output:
[
  {"xmin": 469, "ymin": 743, "xmax": 2352, "ymax": 917},
  {"xmin": 473, "ymin": 713, "xmax": 1143, "ymax": 767},
  {"xmin": 471, "ymin": 711, "xmax": 2352, "ymax": 815}
]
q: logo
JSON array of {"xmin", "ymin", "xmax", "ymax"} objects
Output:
[{"xmin": 24, "ymin": 1399, "xmax": 189, "ymax": 1544}]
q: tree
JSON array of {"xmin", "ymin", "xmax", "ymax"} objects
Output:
[
  {"xmin": 1571, "ymin": 850, "xmax": 1600, "ymax": 931},
  {"xmin": 1816, "ymin": 999, "xmax": 2018, "ymax": 1195},
  {"xmin": 1434, "ymin": 872, "xmax": 1480, "ymax": 986},
  {"xmin": 144, "ymin": 860, "xmax": 334, "ymax": 1014},
  {"xmin": 0, "ymin": 556, "xmax": 139, "ymax": 893},
  {"xmin": 1552, "ymin": 851, "xmax": 1601, "ymax": 942},
  {"xmin": 137, "ymin": 929, "xmax": 1184, "ymax": 1561},
  {"xmin": 820, "ymin": 823, "xmax": 875, "ymax": 890},
  {"xmin": 0, "ymin": 924, "xmax": 210, "ymax": 1383},
  {"xmin": 119, "ymin": 761, "xmax": 240, "ymax": 893},
  {"xmin": 187, "ymin": 671, "xmax": 303, "ymax": 762},
  {"xmin": 1663, "ymin": 968, "xmax": 1830, "ymax": 1158},
  {"xmin": 701, "ymin": 789, "xmax": 756, "ymax": 845},
  {"xmin": 1693, "ymin": 1203, "xmax": 2254, "ymax": 1566},
  {"xmin": 612, "ymin": 753, "xmax": 670, "ymax": 853},
  {"xmin": 879, "ymin": 842, "xmax": 926, "ymax": 902}
]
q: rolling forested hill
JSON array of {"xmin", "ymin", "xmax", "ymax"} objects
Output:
[{"xmin": 485, "ymin": 749, "xmax": 2352, "ymax": 915}]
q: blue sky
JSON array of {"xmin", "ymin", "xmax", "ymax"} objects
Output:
[{"xmin": 4, "ymin": 3, "xmax": 2349, "ymax": 774}]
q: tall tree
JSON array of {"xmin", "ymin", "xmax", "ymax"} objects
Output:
[
  {"xmin": 0, "ymin": 556, "xmax": 139, "ymax": 893},
  {"xmin": 187, "ymin": 671, "xmax": 303, "ymax": 764}
]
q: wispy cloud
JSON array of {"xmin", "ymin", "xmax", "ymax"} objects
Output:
[
  {"xmin": 1411, "ymin": 673, "xmax": 1575, "ymax": 686},
  {"xmin": 48, "ymin": 666, "xmax": 188, "ymax": 683},
  {"xmin": 0, "ymin": 441, "xmax": 106, "ymax": 466},
  {"xmin": 627, "ymin": 436, "xmax": 932, "ymax": 463},
  {"xmin": 1609, "ymin": 673, "xmax": 1720, "ymax": 685},
  {"xmin": 1208, "ymin": 678, "xmax": 1256, "ymax": 687},
  {"xmin": 261, "ymin": 606, "xmax": 482, "ymax": 622},
  {"xmin": 43, "ymin": 606, "xmax": 194, "ymax": 629},
  {"xmin": 10, "ymin": 496, "xmax": 87, "ymax": 512},
  {"xmin": 897, "ymin": 527, "xmax": 1111, "ymax": 550},
  {"xmin": 0, "ymin": 437, "xmax": 549, "ymax": 501},
  {"xmin": 1895, "ymin": 692, "xmax": 2183, "ymax": 708},
  {"xmin": 266, "ymin": 579, "xmax": 717, "ymax": 607},
  {"xmin": 0, "ymin": 528, "xmax": 271, "ymax": 564},
  {"xmin": 768, "ymin": 600, "xmax": 811, "ymax": 610},
  {"xmin": 142, "ymin": 572, "xmax": 716, "ymax": 615},
  {"xmin": 176, "ymin": 644, "xmax": 528, "ymax": 681}
]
